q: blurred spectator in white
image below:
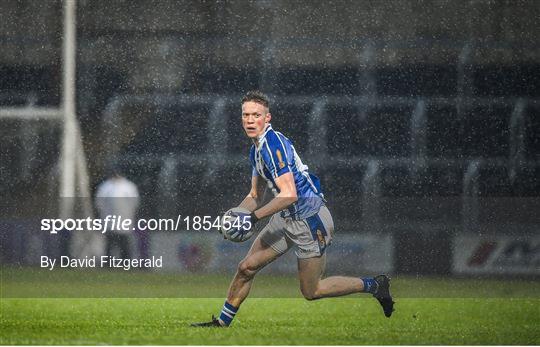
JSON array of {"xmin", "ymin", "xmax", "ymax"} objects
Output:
[{"xmin": 95, "ymin": 166, "xmax": 139, "ymax": 259}]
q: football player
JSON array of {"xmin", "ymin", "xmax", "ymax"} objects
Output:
[{"xmin": 192, "ymin": 91, "xmax": 394, "ymax": 327}]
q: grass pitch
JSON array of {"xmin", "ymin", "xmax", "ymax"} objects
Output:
[{"xmin": 1, "ymin": 268, "xmax": 539, "ymax": 345}]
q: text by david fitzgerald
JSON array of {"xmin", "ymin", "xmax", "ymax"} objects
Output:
[{"xmin": 41, "ymin": 256, "xmax": 162, "ymax": 271}]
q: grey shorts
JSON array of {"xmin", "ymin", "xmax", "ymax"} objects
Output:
[{"xmin": 259, "ymin": 205, "xmax": 334, "ymax": 259}]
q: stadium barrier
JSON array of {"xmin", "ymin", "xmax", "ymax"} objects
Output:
[{"xmin": 453, "ymin": 231, "xmax": 540, "ymax": 276}]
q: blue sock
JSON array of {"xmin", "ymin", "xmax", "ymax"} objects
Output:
[
  {"xmin": 219, "ymin": 300, "xmax": 238, "ymax": 326},
  {"xmin": 361, "ymin": 278, "xmax": 378, "ymax": 294}
]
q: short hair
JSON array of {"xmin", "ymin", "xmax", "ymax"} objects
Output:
[{"xmin": 241, "ymin": 90, "xmax": 269, "ymax": 109}]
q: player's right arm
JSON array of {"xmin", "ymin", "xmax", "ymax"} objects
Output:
[{"xmin": 238, "ymin": 175, "xmax": 265, "ymax": 211}]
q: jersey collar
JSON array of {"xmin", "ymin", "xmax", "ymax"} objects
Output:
[{"xmin": 254, "ymin": 123, "xmax": 272, "ymax": 148}]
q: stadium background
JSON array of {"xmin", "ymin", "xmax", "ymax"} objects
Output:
[
  {"xmin": 0, "ymin": 0, "xmax": 540, "ymax": 345},
  {"xmin": 0, "ymin": 1, "xmax": 539, "ymax": 344},
  {"xmin": 2, "ymin": 0, "xmax": 538, "ymax": 277}
]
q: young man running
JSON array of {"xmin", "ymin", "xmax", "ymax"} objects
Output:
[{"xmin": 192, "ymin": 91, "xmax": 394, "ymax": 327}]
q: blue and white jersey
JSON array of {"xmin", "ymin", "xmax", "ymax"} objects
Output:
[{"xmin": 249, "ymin": 124, "xmax": 324, "ymax": 220}]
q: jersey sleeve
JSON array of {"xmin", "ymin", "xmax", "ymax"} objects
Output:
[
  {"xmin": 260, "ymin": 131, "xmax": 291, "ymax": 178},
  {"xmin": 251, "ymin": 166, "xmax": 259, "ymax": 177}
]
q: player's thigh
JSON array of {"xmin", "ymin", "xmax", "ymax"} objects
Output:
[
  {"xmin": 241, "ymin": 214, "xmax": 290, "ymax": 270},
  {"xmin": 239, "ymin": 232, "xmax": 282, "ymax": 272},
  {"xmin": 297, "ymin": 253, "xmax": 326, "ymax": 295}
]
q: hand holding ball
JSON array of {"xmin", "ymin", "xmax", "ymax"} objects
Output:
[{"xmin": 219, "ymin": 207, "xmax": 257, "ymax": 242}]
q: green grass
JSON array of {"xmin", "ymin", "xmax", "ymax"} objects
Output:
[
  {"xmin": 1, "ymin": 298, "xmax": 539, "ymax": 345},
  {"xmin": 1, "ymin": 267, "xmax": 539, "ymax": 345},
  {"xmin": 2, "ymin": 266, "xmax": 539, "ymax": 298}
]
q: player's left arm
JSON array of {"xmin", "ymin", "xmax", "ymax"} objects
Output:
[{"xmin": 251, "ymin": 172, "xmax": 297, "ymax": 221}]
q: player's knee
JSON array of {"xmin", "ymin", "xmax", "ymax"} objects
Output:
[
  {"xmin": 237, "ymin": 259, "xmax": 258, "ymax": 279},
  {"xmin": 300, "ymin": 286, "xmax": 321, "ymax": 301},
  {"xmin": 302, "ymin": 291, "xmax": 320, "ymax": 301}
]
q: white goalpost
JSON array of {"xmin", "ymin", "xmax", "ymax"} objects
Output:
[
  {"xmin": 59, "ymin": 0, "xmax": 92, "ymax": 218},
  {"xmin": 0, "ymin": 0, "xmax": 92, "ymax": 219}
]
